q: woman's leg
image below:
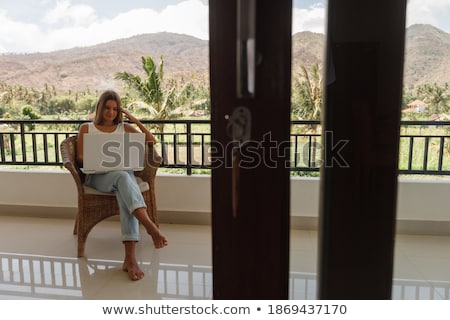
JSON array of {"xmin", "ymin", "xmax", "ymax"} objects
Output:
[
  {"xmin": 123, "ymin": 241, "xmax": 144, "ymax": 280},
  {"xmin": 87, "ymin": 171, "xmax": 147, "ymax": 217},
  {"xmin": 110, "ymin": 171, "xmax": 168, "ymax": 247},
  {"xmin": 133, "ymin": 207, "xmax": 168, "ymax": 248},
  {"xmin": 86, "ymin": 171, "xmax": 167, "ymax": 280},
  {"xmin": 120, "ymin": 206, "xmax": 167, "ymax": 281}
]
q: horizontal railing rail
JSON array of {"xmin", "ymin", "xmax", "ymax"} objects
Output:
[{"xmin": 1, "ymin": 119, "xmax": 450, "ymax": 175}]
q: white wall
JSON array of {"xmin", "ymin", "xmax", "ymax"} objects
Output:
[
  {"xmin": 0, "ymin": 170, "xmax": 77, "ymax": 207},
  {"xmin": 0, "ymin": 170, "xmax": 449, "ymax": 234},
  {"xmin": 396, "ymin": 179, "xmax": 450, "ymax": 221},
  {"xmin": 155, "ymin": 174, "xmax": 211, "ymax": 214}
]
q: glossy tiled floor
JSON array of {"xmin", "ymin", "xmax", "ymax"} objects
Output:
[{"xmin": 0, "ymin": 216, "xmax": 449, "ymax": 300}]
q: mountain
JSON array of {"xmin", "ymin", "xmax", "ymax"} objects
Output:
[
  {"xmin": 403, "ymin": 24, "xmax": 450, "ymax": 87},
  {"xmin": 0, "ymin": 25, "xmax": 448, "ymax": 92},
  {"xmin": 0, "ymin": 32, "xmax": 209, "ymax": 92},
  {"xmin": 293, "ymin": 24, "xmax": 450, "ymax": 88}
]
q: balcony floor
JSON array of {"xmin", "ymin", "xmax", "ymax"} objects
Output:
[{"xmin": 0, "ymin": 215, "xmax": 449, "ymax": 300}]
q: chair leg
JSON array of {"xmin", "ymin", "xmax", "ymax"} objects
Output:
[
  {"xmin": 73, "ymin": 216, "xmax": 78, "ymax": 235},
  {"xmin": 77, "ymin": 233, "xmax": 86, "ymax": 257},
  {"xmin": 76, "ymin": 211, "xmax": 86, "ymax": 257}
]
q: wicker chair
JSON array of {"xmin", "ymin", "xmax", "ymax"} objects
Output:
[{"xmin": 60, "ymin": 135, "xmax": 162, "ymax": 257}]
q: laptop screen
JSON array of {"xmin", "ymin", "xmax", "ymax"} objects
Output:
[{"xmin": 82, "ymin": 132, "xmax": 146, "ymax": 173}]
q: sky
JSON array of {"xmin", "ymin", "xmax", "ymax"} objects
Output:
[{"xmin": 0, "ymin": 0, "xmax": 449, "ymax": 53}]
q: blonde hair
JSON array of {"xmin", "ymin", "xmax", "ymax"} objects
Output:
[{"xmin": 93, "ymin": 90, "xmax": 123, "ymax": 125}]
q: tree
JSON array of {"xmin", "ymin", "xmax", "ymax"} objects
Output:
[
  {"xmin": 0, "ymin": 85, "xmax": 13, "ymax": 105},
  {"xmin": 291, "ymin": 63, "xmax": 323, "ymax": 169},
  {"xmin": 292, "ymin": 63, "xmax": 322, "ymax": 120},
  {"xmin": 21, "ymin": 105, "xmax": 41, "ymax": 130},
  {"xmin": 115, "ymin": 56, "xmax": 183, "ymax": 133},
  {"xmin": 291, "ymin": 63, "xmax": 323, "ymax": 132},
  {"xmin": 46, "ymin": 97, "xmax": 76, "ymax": 115},
  {"xmin": 178, "ymin": 81, "xmax": 211, "ymax": 115},
  {"xmin": 416, "ymin": 83, "xmax": 450, "ymax": 116},
  {"xmin": 21, "ymin": 105, "xmax": 41, "ymax": 119}
]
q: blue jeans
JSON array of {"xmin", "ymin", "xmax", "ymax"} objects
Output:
[{"xmin": 85, "ymin": 171, "xmax": 146, "ymax": 242}]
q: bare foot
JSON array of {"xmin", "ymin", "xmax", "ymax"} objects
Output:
[
  {"xmin": 122, "ymin": 260, "xmax": 144, "ymax": 281},
  {"xmin": 148, "ymin": 229, "xmax": 169, "ymax": 249},
  {"xmin": 123, "ymin": 241, "xmax": 144, "ymax": 280},
  {"xmin": 133, "ymin": 208, "xmax": 168, "ymax": 249}
]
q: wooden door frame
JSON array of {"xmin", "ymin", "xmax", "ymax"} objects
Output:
[{"xmin": 209, "ymin": 0, "xmax": 292, "ymax": 299}]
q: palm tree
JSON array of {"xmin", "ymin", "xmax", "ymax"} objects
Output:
[
  {"xmin": 416, "ymin": 83, "xmax": 450, "ymax": 116},
  {"xmin": 0, "ymin": 85, "xmax": 13, "ymax": 105},
  {"xmin": 115, "ymin": 56, "xmax": 183, "ymax": 133},
  {"xmin": 291, "ymin": 63, "xmax": 323, "ymax": 168},
  {"xmin": 291, "ymin": 63, "xmax": 323, "ymax": 131}
]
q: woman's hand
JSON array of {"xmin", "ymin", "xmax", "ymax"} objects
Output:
[
  {"xmin": 121, "ymin": 108, "xmax": 157, "ymax": 144},
  {"xmin": 121, "ymin": 108, "xmax": 138, "ymax": 124}
]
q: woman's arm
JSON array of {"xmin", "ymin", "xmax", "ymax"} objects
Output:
[
  {"xmin": 76, "ymin": 123, "xmax": 89, "ymax": 166},
  {"xmin": 121, "ymin": 109, "xmax": 157, "ymax": 144}
]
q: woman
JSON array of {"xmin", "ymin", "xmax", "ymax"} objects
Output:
[{"xmin": 77, "ymin": 90, "xmax": 168, "ymax": 281}]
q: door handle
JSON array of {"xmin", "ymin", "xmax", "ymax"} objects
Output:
[{"xmin": 226, "ymin": 106, "xmax": 252, "ymax": 218}]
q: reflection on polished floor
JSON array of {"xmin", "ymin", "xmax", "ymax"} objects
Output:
[{"xmin": 0, "ymin": 216, "xmax": 449, "ymax": 300}]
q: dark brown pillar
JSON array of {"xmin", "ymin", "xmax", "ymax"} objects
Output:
[
  {"xmin": 318, "ymin": 0, "xmax": 407, "ymax": 299},
  {"xmin": 209, "ymin": 0, "xmax": 292, "ymax": 299}
]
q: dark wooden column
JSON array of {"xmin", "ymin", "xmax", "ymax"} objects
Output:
[
  {"xmin": 209, "ymin": 0, "xmax": 292, "ymax": 299},
  {"xmin": 318, "ymin": 0, "xmax": 407, "ymax": 298}
]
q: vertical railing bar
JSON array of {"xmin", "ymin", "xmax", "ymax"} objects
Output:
[
  {"xmin": 438, "ymin": 136, "xmax": 444, "ymax": 172},
  {"xmin": 20, "ymin": 122, "xmax": 27, "ymax": 163},
  {"xmin": 173, "ymin": 133, "xmax": 178, "ymax": 165},
  {"xmin": 186, "ymin": 121, "xmax": 192, "ymax": 175},
  {"xmin": 32, "ymin": 133, "xmax": 38, "ymax": 162},
  {"xmin": 423, "ymin": 137, "xmax": 429, "ymax": 172},
  {"xmin": 10, "ymin": 132, "xmax": 16, "ymax": 163},
  {"xmin": 408, "ymin": 136, "xmax": 414, "ymax": 171},
  {"xmin": 308, "ymin": 135, "xmax": 313, "ymax": 168},
  {"xmin": 311, "ymin": 135, "xmax": 317, "ymax": 168},
  {"xmin": 54, "ymin": 134, "xmax": 60, "ymax": 163},
  {"xmin": 201, "ymin": 134, "xmax": 205, "ymax": 166},
  {"xmin": 0, "ymin": 134, "xmax": 5, "ymax": 162},
  {"xmin": 160, "ymin": 133, "xmax": 167, "ymax": 165},
  {"xmin": 43, "ymin": 134, "xmax": 49, "ymax": 163}
]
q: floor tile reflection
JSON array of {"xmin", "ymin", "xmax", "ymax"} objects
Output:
[{"xmin": 0, "ymin": 216, "xmax": 449, "ymax": 300}]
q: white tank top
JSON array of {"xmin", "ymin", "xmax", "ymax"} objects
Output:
[{"xmin": 88, "ymin": 122, "xmax": 124, "ymax": 134}]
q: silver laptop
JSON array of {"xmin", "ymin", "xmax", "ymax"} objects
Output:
[{"xmin": 81, "ymin": 132, "xmax": 146, "ymax": 174}]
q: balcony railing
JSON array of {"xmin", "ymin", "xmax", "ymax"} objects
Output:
[{"xmin": 1, "ymin": 119, "xmax": 450, "ymax": 175}]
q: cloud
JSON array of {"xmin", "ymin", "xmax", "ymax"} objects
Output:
[
  {"xmin": 40, "ymin": 9, "xmax": 160, "ymax": 51},
  {"xmin": 292, "ymin": 1, "xmax": 450, "ymax": 35},
  {"xmin": 0, "ymin": 9, "xmax": 45, "ymax": 53},
  {"xmin": 292, "ymin": 4, "xmax": 326, "ymax": 34},
  {"xmin": 157, "ymin": 0, "xmax": 209, "ymax": 39},
  {"xmin": 42, "ymin": 0, "xmax": 97, "ymax": 27},
  {"xmin": 0, "ymin": 0, "xmax": 208, "ymax": 53},
  {"xmin": 1, "ymin": 0, "xmax": 448, "ymax": 54},
  {"xmin": 406, "ymin": 0, "xmax": 450, "ymax": 30}
]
